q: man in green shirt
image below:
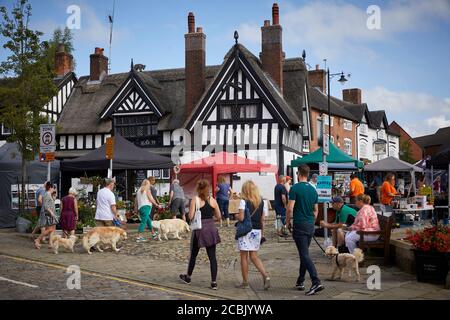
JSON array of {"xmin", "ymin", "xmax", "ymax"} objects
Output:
[
  {"xmin": 320, "ymin": 196, "xmax": 357, "ymax": 248},
  {"xmin": 286, "ymin": 164, "xmax": 324, "ymax": 296}
]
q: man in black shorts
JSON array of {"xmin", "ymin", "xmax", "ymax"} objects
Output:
[{"xmin": 169, "ymin": 179, "xmax": 186, "ymax": 221}]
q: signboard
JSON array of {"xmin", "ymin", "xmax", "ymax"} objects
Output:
[
  {"xmin": 374, "ymin": 141, "xmax": 387, "ymax": 155},
  {"xmin": 323, "ymin": 134, "xmax": 330, "ymax": 156},
  {"xmin": 39, "ymin": 152, "xmax": 55, "ymax": 162},
  {"xmin": 319, "ymin": 162, "xmax": 328, "ymax": 176},
  {"xmin": 40, "ymin": 124, "xmax": 56, "ymax": 153},
  {"xmin": 317, "ymin": 175, "xmax": 332, "ymax": 203},
  {"xmin": 105, "ymin": 137, "xmax": 114, "ymax": 160}
]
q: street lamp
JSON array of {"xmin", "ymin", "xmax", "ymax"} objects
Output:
[{"xmin": 322, "ymin": 68, "xmax": 349, "ymax": 244}]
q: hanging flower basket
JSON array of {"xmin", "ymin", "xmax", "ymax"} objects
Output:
[{"xmin": 406, "ymin": 225, "xmax": 450, "ymax": 284}]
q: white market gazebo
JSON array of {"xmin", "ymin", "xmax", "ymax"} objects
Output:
[{"xmin": 364, "ymin": 156, "xmax": 423, "ymax": 195}]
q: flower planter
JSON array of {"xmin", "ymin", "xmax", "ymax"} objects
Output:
[{"xmin": 413, "ymin": 250, "xmax": 449, "ymax": 284}]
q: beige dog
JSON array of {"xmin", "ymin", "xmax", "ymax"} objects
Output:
[
  {"xmin": 50, "ymin": 234, "xmax": 78, "ymax": 254},
  {"xmin": 82, "ymin": 227, "xmax": 127, "ymax": 255},
  {"xmin": 325, "ymin": 246, "xmax": 364, "ymax": 281},
  {"xmin": 152, "ymin": 219, "xmax": 190, "ymax": 241}
]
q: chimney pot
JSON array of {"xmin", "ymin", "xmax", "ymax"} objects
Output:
[
  {"xmin": 343, "ymin": 88, "xmax": 362, "ymax": 104},
  {"xmin": 55, "ymin": 44, "xmax": 73, "ymax": 77},
  {"xmin": 188, "ymin": 12, "xmax": 195, "ymax": 33},
  {"xmin": 90, "ymin": 47, "xmax": 108, "ymax": 81},
  {"xmin": 272, "ymin": 3, "xmax": 280, "ymax": 25},
  {"xmin": 261, "ymin": 3, "xmax": 284, "ymax": 94},
  {"xmin": 315, "ymin": 64, "xmax": 320, "ymax": 70},
  {"xmin": 185, "ymin": 13, "xmax": 206, "ymax": 120}
]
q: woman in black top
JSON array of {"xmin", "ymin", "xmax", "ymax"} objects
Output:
[{"xmin": 179, "ymin": 180, "xmax": 222, "ymax": 290}]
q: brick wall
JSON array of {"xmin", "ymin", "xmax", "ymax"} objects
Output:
[
  {"xmin": 389, "ymin": 122, "xmax": 423, "ymax": 162},
  {"xmin": 309, "ymin": 109, "xmax": 357, "ymax": 158}
]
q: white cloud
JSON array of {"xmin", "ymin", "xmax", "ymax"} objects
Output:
[
  {"xmin": 236, "ymin": 0, "xmax": 450, "ymax": 60},
  {"xmin": 364, "ymin": 86, "xmax": 450, "ymax": 137}
]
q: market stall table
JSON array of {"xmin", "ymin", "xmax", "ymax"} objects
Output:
[{"xmin": 392, "ymin": 206, "xmax": 434, "ymax": 226}]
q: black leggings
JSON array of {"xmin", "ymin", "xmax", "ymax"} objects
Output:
[{"xmin": 187, "ymin": 235, "xmax": 218, "ymax": 282}]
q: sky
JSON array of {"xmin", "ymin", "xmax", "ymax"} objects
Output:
[{"xmin": 0, "ymin": 0, "xmax": 449, "ymax": 138}]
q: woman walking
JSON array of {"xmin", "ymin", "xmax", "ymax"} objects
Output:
[
  {"xmin": 148, "ymin": 176, "xmax": 160, "ymax": 220},
  {"xmin": 179, "ymin": 180, "xmax": 221, "ymax": 290},
  {"xmin": 59, "ymin": 188, "xmax": 79, "ymax": 237},
  {"xmin": 34, "ymin": 182, "xmax": 58, "ymax": 249},
  {"xmin": 216, "ymin": 175, "xmax": 233, "ymax": 227},
  {"xmin": 236, "ymin": 180, "xmax": 270, "ymax": 290},
  {"xmin": 135, "ymin": 179, "xmax": 161, "ymax": 242}
]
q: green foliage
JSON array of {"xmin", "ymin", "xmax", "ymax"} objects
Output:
[
  {"xmin": 77, "ymin": 200, "xmax": 96, "ymax": 229},
  {"xmin": 400, "ymin": 140, "xmax": 414, "ymax": 164},
  {"xmin": 0, "ymin": 0, "xmax": 59, "ymax": 213},
  {"xmin": 44, "ymin": 26, "xmax": 76, "ymax": 71}
]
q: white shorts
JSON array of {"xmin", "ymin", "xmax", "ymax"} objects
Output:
[{"xmin": 237, "ymin": 229, "xmax": 262, "ymax": 251}]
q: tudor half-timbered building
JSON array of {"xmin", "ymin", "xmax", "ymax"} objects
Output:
[{"xmin": 56, "ymin": 4, "xmax": 312, "ymax": 185}]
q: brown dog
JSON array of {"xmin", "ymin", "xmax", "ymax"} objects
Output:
[
  {"xmin": 325, "ymin": 246, "xmax": 364, "ymax": 281},
  {"xmin": 82, "ymin": 227, "xmax": 127, "ymax": 255}
]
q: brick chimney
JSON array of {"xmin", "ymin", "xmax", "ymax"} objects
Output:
[
  {"xmin": 260, "ymin": 3, "xmax": 284, "ymax": 94},
  {"xmin": 89, "ymin": 47, "xmax": 108, "ymax": 81},
  {"xmin": 185, "ymin": 12, "xmax": 206, "ymax": 119},
  {"xmin": 343, "ymin": 88, "xmax": 362, "ymax": 104},
  {"xmin": 55, "ymin": 44, "xmax": 73, "ymax": 78},
  {"xmin": 308, "ymin": 64, "xmax": 327, "ymax": 94}
]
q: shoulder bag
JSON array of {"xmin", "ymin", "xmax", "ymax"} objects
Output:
[{"xmin": 190, "ymin": 196, "xmax": 202, "ymax": 231}]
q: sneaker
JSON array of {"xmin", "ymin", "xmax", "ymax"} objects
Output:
[
  {"xmin": 263, "ymin": 277, "xmax": 271, "ymax": 290},
  {"xmin": 151, "ymin": 232, "xmax": 159, "ymax": 240},
  {"xmin": 210, "ymin": 282, "xmax": 218, "ymax": 290},
  {"xmin": 136, "ymin": 236, "xmax": 147, "ymax": 243},
  {"xmin": 295, "ymin": 281, "xmax": 305, "ymax": 291},
  {"xmin": 305, "ymin": 283, "xmax": 324, "ymax": 296},
  {"xmin": 179, "ymin": 274, "xmax": 191, "ymax": 284},
  {"xmin": 235, "ymin": 282, "xmax": 249, "ymax": 289}
]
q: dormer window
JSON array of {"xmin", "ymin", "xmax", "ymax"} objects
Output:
[{"xmin": 114, "ymin": 114, "xmax": 161, "ymax": 147}]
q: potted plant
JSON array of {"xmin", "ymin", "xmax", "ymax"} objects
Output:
[{"xmin": 406, "ymin": 225, "xmax": 450, "ymax": 284}]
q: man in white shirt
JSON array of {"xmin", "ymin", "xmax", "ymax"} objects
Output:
[
  {"xmin": 95, "ymin": 178, "xmax": 119, "ymax": 226},
  {"xmin": 309, "ymin": 174, "xmax": 318, "ymax": 189}
]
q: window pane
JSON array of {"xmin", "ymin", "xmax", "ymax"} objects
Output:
[
  {"xmin": 222, "ymin": 106, "xmax": 232, "ymax": 119},
  {"xmin": 246, "ymin": 105, "xmax": 257, "ymax": 118}
]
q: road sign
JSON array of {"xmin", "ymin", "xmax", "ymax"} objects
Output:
[
  {"xmin": 39, "ymin": 152, "xmax": 55, "ymax": 162},
  {"xmin": 323, "ymin": 134, "xmax": 330, "ymax": 156},
  {"xmin": 40, "ymin": 124, "xmax": 56, "ymax": 153},
  {"xmin": 105, "ymin": 137, "xmax": 114, "ymax": 160},
  {"xmin": 317, "ymin": 175, "xmax": 332, "ymax": 203},
  {"xmin": 319, "ymin": 162, "xmax": 328, "ymax": 176}
]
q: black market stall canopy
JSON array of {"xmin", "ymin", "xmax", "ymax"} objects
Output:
[
  {"xmin": 60, "ymin": 134, "xmax": 174, "ymax": 171},
  {"xmin": 290, "ymin": 142, "xmax": 363, "ymax": 169},
  {"xmin": 0, "ymin": 143, "xmax": 60, "ymax": 228}
]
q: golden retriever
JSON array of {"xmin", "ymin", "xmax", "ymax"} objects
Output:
[
  {"xmin": 152, "ymin": 219, "xmax": 190, "ymax": 241},
  {"xmin": 325, "ymin": 246, "xmax": 364, "ymax": 282},
  {"xmin": 82, "ymin": 227, "xmax": 127, "ymax": 255},
  {"xmin": 50, "ymin": 234, "xmax": 78, "ymax": 254}
]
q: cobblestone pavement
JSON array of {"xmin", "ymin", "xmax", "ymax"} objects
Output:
[
  {"xmin": 120, "ymin": 218, "xmax": 280, "ymax": 270},
  {"xmin": 0, "ymin": 255, "xmax": 204, "ymax": 300},
  {"xmin": 0, "ymin": 217, "xmax": 449, "ymax": 300}
]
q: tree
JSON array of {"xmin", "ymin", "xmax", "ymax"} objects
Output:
[
  {"xmin": 400, "ymin": 139, "xmax": 414, "ymax": 164},
  {"xmin": 0, "ymin": 0, "xmax": 57, "ymax": 213},
  {"xmin": 44, "ymin": 26, "xmax": 76, "ymax": 71}
]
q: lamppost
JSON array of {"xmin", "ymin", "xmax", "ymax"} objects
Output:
[{"xmin": 322, "ymin": 68, "xmax": 349, "ymax": 243}]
